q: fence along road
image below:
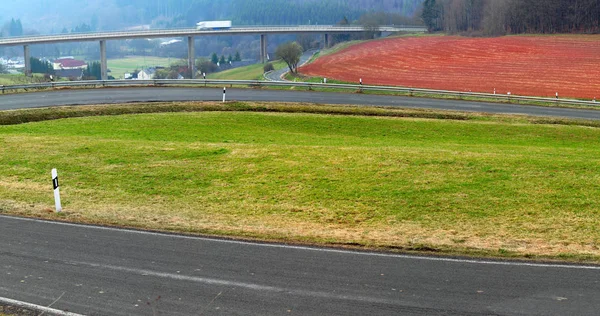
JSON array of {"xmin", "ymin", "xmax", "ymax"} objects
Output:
[
  {"xmin": 2, "ymin": 85, "xmax": 600, "ymax": 121},
  {"xmin": 0, "ymin": 25, "xmax": 427, "ymax": 80},
  {"xmin": 1, "ymin": 79, "xmax": 597, "ymax": 108}
]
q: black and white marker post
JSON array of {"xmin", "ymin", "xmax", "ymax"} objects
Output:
[
  {"xmin": 223, "ymin": 87, "xmax": 226, "ymax": 103},
  {"xmin": 51, "ymin": 168, "xmax": 62, "ymax": 212}
]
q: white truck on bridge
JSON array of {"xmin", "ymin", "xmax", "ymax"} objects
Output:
[{"xmin": 196, "ymin": 21, "xmax": 232, "ymax": 30}]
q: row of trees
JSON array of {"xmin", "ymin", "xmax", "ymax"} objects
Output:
[
  {"xmin": 84, "ymin": 61, "xmax": 102, "ymax": 80},
  {"xmin": 422, "ymin": 0, "xmax": 600, "ymax": 35},
  {"xmin": 30, "ymin": 58, "xmax": 53, "ymax": 74},
  {"xmin": 210, "ymin": 52, "xmax": 242, "ymax": 65},
  {"xmin": 1, "ymin": 18, "xmax": 23, "ymax": 37}
]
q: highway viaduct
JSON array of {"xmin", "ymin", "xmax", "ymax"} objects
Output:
[{"xmin": 0, "ymin": 25, "xmax": 426, "ymax": 80}]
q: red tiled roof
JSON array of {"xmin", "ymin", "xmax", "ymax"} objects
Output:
[{"xmin": 55, "ymin": 59, "xmax": 86, "ymax": 68}]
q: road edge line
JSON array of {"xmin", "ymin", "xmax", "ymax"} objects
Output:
[
  {"xmin": 0, "ymin": 296, "xmax": 85, "ymax": 316},
  {"xmin": 2, "ymin": 214, "xmax": 600, "ymax": 270}
]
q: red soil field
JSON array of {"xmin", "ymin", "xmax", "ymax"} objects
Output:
[{"xmin": 299, "ymin": 35, "xmax": 600, "ymax": 100}]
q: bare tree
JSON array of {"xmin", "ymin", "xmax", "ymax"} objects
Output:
[
  {"xmin": 275, "ymin": 42, "xmax": 303, "ymax": 75},
  {"xmin": 483, "ymin": 0, "xmax": 509, "ymax": 36},
  {"xmin": 421, "ymin": 0, "xmax": 599, "ymax": 35}
]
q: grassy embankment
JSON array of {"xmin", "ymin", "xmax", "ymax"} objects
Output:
[
  {"xmin": 0, "ymin": 73, "xmax": 46, "ymax": 85},
  {"xmin": 207, "ymin": 60, "xmax": 287, "ymax": 80},
  {"xmin": 1, "ymin": 102, "xmax": 600, "ymax": 262}
]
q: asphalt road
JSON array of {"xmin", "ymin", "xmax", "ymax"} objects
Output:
[
  {"xmin": 2, "ymin": 87, "xmax": 600, "ymax": 120},
  {"xmin": 1, "ymin": 215, "xmax": 600, "ymax": 316}
]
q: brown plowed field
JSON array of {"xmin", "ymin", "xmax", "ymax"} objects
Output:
[{"xmin": 299, "ymin": 35, "xmax": 600, "ymax": 99}]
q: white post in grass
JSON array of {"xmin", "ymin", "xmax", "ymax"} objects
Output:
[
  {"xmin": 51, "ymin": 169, "xmax": 62, "ymax": 212},
  {"xmin": 223, "ymin": 87, "xmax": 226, "ymax": 103}
]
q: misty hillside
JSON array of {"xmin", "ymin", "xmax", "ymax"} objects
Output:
[{"xmin": 0, "ymin": 0, "xmax": 424, "ymax": 35}]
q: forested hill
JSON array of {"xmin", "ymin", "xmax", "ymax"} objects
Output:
[
  {"xmin": 422, "ymin": 0, "xmax": 600, "ymax": 35},
  {"xmin": 1, "ymin": 0, "xmax": 424, "ymax": 35},
  {"xmin": 124, "ymin": 0, "xmax": 424, "ymax": 25}
]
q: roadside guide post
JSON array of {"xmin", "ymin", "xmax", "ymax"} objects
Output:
[
  {"xmin": 223, "ymin": 87, "xmax": 226, "ymax": 103},
  {"xmin": 51, "ymin": 169, "xmax": 62, "ymax": 213}
]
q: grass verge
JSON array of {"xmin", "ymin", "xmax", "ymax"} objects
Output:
[
  {"xmin": 2, "ymin": 102, "xmax": 600, "ymax": 263},
  {"xmin": 207, "ymin": 60, "xmax": 287, "ymax": 80}
]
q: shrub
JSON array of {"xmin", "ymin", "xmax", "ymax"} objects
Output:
[{"xmin": 263, "ymin": 63, "xmax": 275, "ymax": 73}]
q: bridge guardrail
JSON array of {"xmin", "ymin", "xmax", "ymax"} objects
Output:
[{"xmin": 0, "ymin": 79, "xmax": 597, "ymax": 107}]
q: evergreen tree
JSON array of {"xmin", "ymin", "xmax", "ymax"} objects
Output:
[
  {"xmin": 211, "ymin": 53, "xmax": 219, "ymax": 64},
  {"xmin": 84, "ymin": 61, "xmax": 102, "ymax": 79},
  {"xmin": 234, "ymin": 51, "xmax": 242, "ymax": 62},
  {"xmin": 219, "ymin": 55, "xmax": 226, "ymax": 64},
  {"xmin": 421, "ymin": 0, "xmax": 441, "ymax": 32},
  {"xmin": 16, "ymin": 19, "xmax": 23, "ymax": 36},
  {"xmin": 30, "ymin": 57, "xmax": 54, "ymax": 74}
]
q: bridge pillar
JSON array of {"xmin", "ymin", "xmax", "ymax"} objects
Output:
[
  {"xmin": 323, "ymin": 33, "xmax": 330, "ymax": 49},
  {"xmin": 260, "ymin": 34, "xmax": 268, "ymax": 63},
  {"xmin": 187, "ymin": 36, "xmax": 195, "ymax": 79},
  {"xmin": 23, "ymin": 45, "xmax": 31, "ymax": 76},
  {"xmin": 100, "ymin": 40, "xmax": 108, "ymax": 80}
]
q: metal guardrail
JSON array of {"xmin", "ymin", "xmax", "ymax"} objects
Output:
[{"xmin": 0, "ymin": 79, "xmax": 597, "ymax": 107}]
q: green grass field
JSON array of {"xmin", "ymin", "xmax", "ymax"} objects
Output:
[
  {"xmin": 108, "ymin": 56, "xmax": 175, "ymax": 79},
  {"xmin": 0, "ymin": 73, "xmax": 46, "ymax": 85},
  {"xmin": 207, "ymin": 60, "xmax": 287, "ymax": 80},
  {"xmin": 1, "ymin": 102, "xmax": 600, "ymax": 261}
]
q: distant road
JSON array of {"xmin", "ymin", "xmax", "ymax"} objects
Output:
[
  {"xmin": 1, "ymin": 215, "xmax": 600, "ymax": 315},
  {"xmin": 2, "ymin": 87, "xmax": 600, "ymax": 120}
]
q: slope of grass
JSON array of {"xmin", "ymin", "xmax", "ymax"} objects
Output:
[
  {"xmin": 0, "ymin": 73, "xmax": 46, "ymax": 85},
  {"xmin": 1, "ymin": 102, "xmax": 600, "ymax": 261},
  {"xmin": 207, "ymin": 60, "xmax": 287, "ymax": 80}
]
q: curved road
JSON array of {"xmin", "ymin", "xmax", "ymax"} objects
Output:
[
  {"xmin": 2, "ymin": 89, "xmax": 600, "ymax": 315},
  {"xmin": 1, "ymin": 215, "xmax": 600, "ymax": 316},
  {"xmin": 1, "ymin": 87, "xmax": 600, "ymax": 120}
]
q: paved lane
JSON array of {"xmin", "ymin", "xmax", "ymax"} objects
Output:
[
  {"xmin": 2, "ymin": 87, "xmax": 600, "ymax": 120},
  {"xmin": 1, "ymin": 216, "xmax": 600, "ymax": 315}
]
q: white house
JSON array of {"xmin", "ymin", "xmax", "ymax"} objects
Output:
[{"xmin": 138, "ymin": 68, "xmax": 157, "ymax": 80}]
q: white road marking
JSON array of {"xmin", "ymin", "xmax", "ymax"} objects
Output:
[
  {"xmin": 0, "ymin": 295, "xmax": 84, "ymax": 316},
  {"xmin": 68, "ymin": 259, "xmax": 401, "ymax": 305},
  {"xmin": 1, "ymin": 214, "xmax": 599, "ymax": 270}
]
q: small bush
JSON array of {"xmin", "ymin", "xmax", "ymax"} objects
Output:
[
  {"xmin": 197, "ymin": 61, "xmax": 218, "ymax": 75},
  {"xmin": 263, "ymin": 63, "xmax": 275, "ymax": 73}
]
